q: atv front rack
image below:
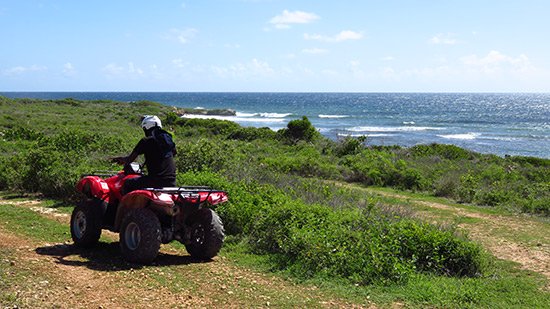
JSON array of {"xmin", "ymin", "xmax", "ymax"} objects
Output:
[
  {"xmin": 145, "ymin": 187, "xmax": 228, "ymax": 206},
  {"xmin": 144, "ymin": 186, "xmax": 223, "ymax": 194}
]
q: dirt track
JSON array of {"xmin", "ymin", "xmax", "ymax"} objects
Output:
[
  {"xmin": 0, "ymin": 199, "xmax": 373, "ymax": 308},
  {"xmin": 2, "ymin": 192, "xmax": 549, "ymax": 308}
]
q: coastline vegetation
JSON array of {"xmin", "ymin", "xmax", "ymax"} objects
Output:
[{"xmin": 1, "ymin": 96, "xmax": 549, "ymax": 307}]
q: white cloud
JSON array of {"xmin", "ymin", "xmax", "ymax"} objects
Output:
[
  {"xmin": 302, "ymin": 48, "xmax": 328, "ymax": 54},
  {"xmin": 62, "ymin": 62, "xmax": 76, "ymax": 77},
  {"xmin": 211, "ymin": 58, "xmax": 274, "ymax": 78},
  {"xmin": 304, "ymin": 30, "xmax": 363, "ymax": 43},
  {"xmin": 224, "ymin": 43, "xmax": 241, "ymax": 49},
  {"xmin": 102, "ymin": 63, "xmax": 124, "ymax": 77},
  {"xmin": 127, "ymin": 62, "xmax": 144, "ymax": 75},
  {"xmin": 3, "ymin": 65, "xmax": 47, "ymax": 76},
  {"xmin": 269, "ymin": 10, "xmax": 319, "ymax": 29},
  {"xmin": 349, "ymin": 60, "xmax": 364, "ymax": 78},
  {"xmin": 430, "ymin": 33, "xmax": 457, "ymax": 45},
  {"xmin": 102, "ymin": 62, "xmax": 144, "ymax": 78},
  {"xmin": 381, "ymin": 56, "xmax": 395, "ymax": 61},
  {"xmin": 172, "ymin": 58, "xmax": 187, "ymax": 68},
  {"xmin": 164, "ymin": 28, "xmax": 198, "ymax": 44},
  {"xmin": 149, "ymin": 64, "xmax": 164, "ymax": 79},
  {"xmin": 321, "ymin": 69, "xmax": 339, "ymax": 77},
  {"xmin": 461, "ymin": 50, "xmax": 535, "ymax": 74}
]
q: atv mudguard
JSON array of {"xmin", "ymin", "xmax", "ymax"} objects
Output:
[
  {"xmin": 114, "ymin": 190, "xmax": 175, "ymax": 231},
  {"xmin": 76, "ymin": 176, "xmax": 110, "ymax": 202}
]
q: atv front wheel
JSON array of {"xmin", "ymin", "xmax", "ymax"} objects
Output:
[
  {"xmin": 119, "ymin": 208, "xmax": 161, "ymax": 264},
  {"xmin": 185, "ymin": 208, "xmax": 225, "ymax": 260},
  {"xmin": 70, "ymin": 199, "xmax": 104, "ymax": 247}
]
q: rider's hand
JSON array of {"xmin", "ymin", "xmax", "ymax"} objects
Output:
[{"xmin": 111, "ymin": 156, "xmax": 126, "ymax": 165}]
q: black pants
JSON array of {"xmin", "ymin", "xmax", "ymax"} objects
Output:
[{"xmin": 122, "ymin": 176, "xmax": 176, "ymax": 195}]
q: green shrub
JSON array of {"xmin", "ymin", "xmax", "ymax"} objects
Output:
[
  {"xmin": 409, "ymin": 144, "xmax": 475, "ymax": 160},
  {"xmin": 134, "ymin": 100, "xmax": 163, "ymax": 108},
  {"xmin": 4, "ymin": 127, "xmax": 44, "ymax": 141},
  {"xmin": 175, "ymin": 138, "xmax": 235, "ymax": 173},
  {"xmin": 175, "ymin": 118, "xmax": 241, "ymax": 136},
  {"xmin": 179, "ymin": 171, "xmax": 486, "ymax": 284},
  {"xmin": 334, "ymin": 135, "xmax": 366, "ymax": 156},
  {"xmin": 433, "ymin": 170, "xmax": 461, "ymax": 197},
  {"xmin": 261, "ymin": 144, "xmax": 340, "ymax": 179},
  {"xmin": 227, "ymin": 127, "xmax": 277, "ymax": 141},
  {"xmin": 457, "ymin": 173, "xmax": 478, "ymax": 203},
  {"xmin": 340, "ymin": 150, "xmax": 427, "ymax": 190},
  {"xmin": 53, "ymin": 98, "xmax": 81, "ymax": 106},
  {"xmin": 279, "ymin": 116, "xmax": 320, "ymax": 144},
  {"xmin": 164, "ymin": 111, "xmax": 180, "ymax": 125},
  {"xmin": 9, "ymin": 147, "xmax": 85, "ymax": 199},
  {"xmin": 0, "ymin": 156, "xmax": 20, "ymax": 190},
  {"xmin": 249, "ymin": 195, "xmax": 484, "ymax": 284},
  {"xmin": 390, "ymin": 220, "xmax": 484, "ymax": 277},
  {"xmin": 509, "ymin": 155, "xmax": 550, "ymax": 168}
]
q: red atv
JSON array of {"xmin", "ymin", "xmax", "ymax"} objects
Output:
[{"xmin": 70, "ymin": 163, "xmax": 228, "ymax": 264}]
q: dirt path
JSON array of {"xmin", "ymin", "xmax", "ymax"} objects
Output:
[
  {"xmin": 368, "ymin": 189, "xmax": 550, "ymax": 281},
  {"xmin": 0, "ymin": 198, "xmax": 375, "ymax": 308}
]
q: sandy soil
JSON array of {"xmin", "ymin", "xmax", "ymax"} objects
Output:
[{"xmin": 0, "ymin": 198, "xmax": 375, "ymax": 308}]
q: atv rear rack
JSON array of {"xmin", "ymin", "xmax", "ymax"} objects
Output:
[{"xmin": 144, "ymin": 187, "xmax": 225, "ymax": 194}]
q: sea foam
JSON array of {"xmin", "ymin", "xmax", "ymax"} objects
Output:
[
  {"xmin": 437, "ymin": 133, "xmax": 480, "ymax": 140},
  {"xmin": 181, "ymin": 114, "xmax": 286, "ymax": 123},
  {"xmin": 319, "ymin": 114, "xmax": 350, "ymax": 119},
  {"xmin": 348, "ymin": 126, "xmax": 443, "ymax": 132}
]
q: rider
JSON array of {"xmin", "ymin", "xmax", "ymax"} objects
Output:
[{"xmin": 113, "ymin": 115, "xmax": 177, "ymax": 194}]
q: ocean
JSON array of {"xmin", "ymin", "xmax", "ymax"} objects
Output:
[{"xmin": 2, "ymin": 92, "xmax": 549, "ymax": 159}]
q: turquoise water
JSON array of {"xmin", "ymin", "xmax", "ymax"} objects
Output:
[{"xmin": 2, "ymin": 92, "xmax": 549, "ymax": 158}]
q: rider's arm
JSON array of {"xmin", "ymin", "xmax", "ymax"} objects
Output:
[
  {"xmin": 122, "ymin": 150, "xmax": 139, "ymax": 165},
  {"xmin": 112, "ymin": 151, "xmax": 137, "ymax": 165},
  {"xmin": 112, "ymin": 138, "xmax": 146, "ymax": 165}
]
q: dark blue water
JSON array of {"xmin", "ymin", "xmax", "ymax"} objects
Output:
[{"xmin": 2, "ymin": 92, "xmax": 549, "ymax": 158}]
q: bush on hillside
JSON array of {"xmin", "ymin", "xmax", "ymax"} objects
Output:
[
  {"xmin": 175, "ymin": 118, "xmax": 241, "ymax": 136},
  {"xmin": 4, "ymin": 127, "xmax": 44, "ymax": 141},
  {"xmin": 408, "ymin": 143, "xmax": 475, "ymax": 160},
  {"xmin": 249, "ymin": 192, "xmax": 483, "ymax": 284},
  {"xmin": 334, "ymin": 135, "xmax": 367, "ymax": 156},
  {"xmin": 178, "ymin": 171, "xmax": 486, "ymax": 284},
  {"xmin": 175, "ymin": 138, "xmax": 236, "ymax": 173},
  {"xmin": 279, "ymin": 116, "xmax": 320, "ymax": 144},
  {"xmin": 261, "ymin": 144, "xmax": 341, "ymax": 179},
  {"xmin": 227, "ymin": 127, "xmax": 277, "ymax": 141},
  {"xmin": 341, "ymin": 150, "xmax": 428, "ymax": 190}
]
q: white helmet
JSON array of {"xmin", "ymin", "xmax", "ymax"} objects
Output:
[{"xmin": 141, "ymin": 115, "xmax": 162, "ymax": 130}]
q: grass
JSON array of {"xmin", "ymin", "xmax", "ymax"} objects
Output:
[
  {"xmin": 1, "ymin": 194, "xmax": 549, "ymax": 308},
  {"xmin": 222, "ymin": 236, "xmax": 550, "ymax": 308},
  {"xmin": 352, "ymin": 186, "xmax": 550, "ymax": 261}
]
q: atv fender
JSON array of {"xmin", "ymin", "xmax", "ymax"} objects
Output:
[
  {"xmin": 76, "ymin": 176, "xmax": 110, "ymax": 201},
  {"xmin": 114, "ymin": 190, "xmax": 175, "ymax": 231}
]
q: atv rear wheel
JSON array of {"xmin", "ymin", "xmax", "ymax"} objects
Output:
[
  {"xmin": 70, "ymin": 199, "xmax": 104, "ymax": 247},
  {"xmin": 185, "ymin": 208, "xmax": 224, "ymax": 260},
  {"xmin": 119, "ymin": 208, "xmax": 161, "ymax": 264}
]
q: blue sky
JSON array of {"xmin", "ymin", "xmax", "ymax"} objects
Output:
[{"xmin": 1, "ymin": 0, "xmax": 549, "ymax": 92}]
